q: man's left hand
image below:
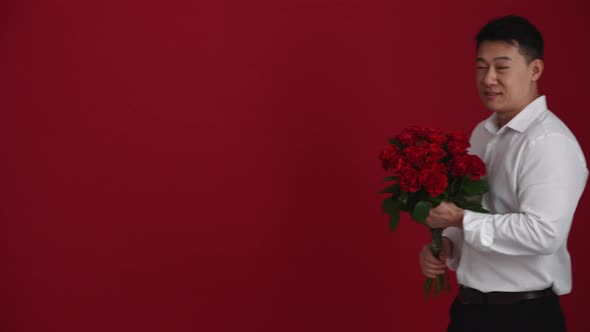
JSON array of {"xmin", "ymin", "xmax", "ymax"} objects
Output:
[{"xmin": 424, "ymin": 201, "xmax": 464, "ymax": 229}]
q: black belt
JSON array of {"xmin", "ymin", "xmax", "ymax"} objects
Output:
[{"xmin": 458, "ymin": 285, "xmax": 556, "ymax": 304}]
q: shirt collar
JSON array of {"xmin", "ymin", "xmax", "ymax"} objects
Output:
[{"xmin": 483, "ymin": 95, "xmax": 548, "ymax": 135}]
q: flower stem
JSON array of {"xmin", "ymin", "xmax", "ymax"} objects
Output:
[
  {"xmin": 430, "ymin": 228, "xmax": 443, "ymax": 258},
  {"xmin": 423, "ymin": 228, "xmax": 447, "ymax": 298}
]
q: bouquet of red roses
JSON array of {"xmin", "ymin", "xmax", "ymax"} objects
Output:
[{"xmin": 379, "ymin": 126, "xmax": 489, "ymax": 298}]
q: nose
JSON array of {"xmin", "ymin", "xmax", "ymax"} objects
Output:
[{"xmin": 482, "ymin": 67, "xmax": 497, "ymax": 86}]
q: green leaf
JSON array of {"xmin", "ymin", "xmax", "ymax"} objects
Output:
[
  {"xmin": 389, "ymin": 211, "xmax": 400, "ymax": 232},
  {"xmin": 381, "ymin": 198, "xmax": 396, "ymax": 214},
  {"xmin": 382, "ymin": 198, "xmax": 400, "ymax": 213},
  {"xmin": 399, "ymin": 191, "xmax": 408, "ymax": 203},
  {"xmin": 423, "ymin": 278, "xmax": 433, "ymax": 298},
  {"xmin": 382, "ymin": 199, "xmax": 401, "ymax": 231},
  {"xmin": 466, "ymin": 206, "xmax": 490, "ymax": 213},
  {"xmin": 378, "ymin": 183, "xmax": 401, "ymax": 195},
  {"xmin": 428, "ymin": 195, "xmax": 444, "ymax": 207},
  {"xmin": 389, "ymin": 139, "xmax": 403, "ymax": 148},
  {"xmin": 451, "ymin": 194, "xmax": 465, "ymax": 204},
  {"xmin": 451, "ymin": 197, "xmax": 489, "ymax": 214},
  {"xmin": 383, "ymin": 176, "xmax": 398, "ymax": 182},
  {"xmin": 434, "ymin": 275, "xmax": 441, "ymax": 298},
  {"xmin": 412, "ymin": 200, "xmax": 431, "ymax": 223},
  {"xmin": 461, "ymin": 179, "xmax": 489, "ymax": 195}
]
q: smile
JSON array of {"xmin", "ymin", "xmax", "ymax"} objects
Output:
[{"xmin": 484, "ymin": 92, "xmax": 502, "ymax": 99}]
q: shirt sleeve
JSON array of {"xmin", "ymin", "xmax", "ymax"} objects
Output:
[
  {"xmin": 442, "ymin": 226, "xmax": 463, "ymax": 270},
  {"xmin": 463, "ymin": 134, "xmax": 588, "ymax": 255}
]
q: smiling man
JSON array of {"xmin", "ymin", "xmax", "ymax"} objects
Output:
[{"xmin": 418, "ymin": 15, "xmax": 588, "ymax": 332}]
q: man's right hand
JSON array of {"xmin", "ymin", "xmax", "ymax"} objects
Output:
[{"xmin": 419, "ymin": 237, "xmax": 453, "ymax": 279}]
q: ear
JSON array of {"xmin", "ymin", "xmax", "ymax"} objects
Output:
[{"xmin": 530, "ymin": 59, "xmax": 544, "ymax": 81}]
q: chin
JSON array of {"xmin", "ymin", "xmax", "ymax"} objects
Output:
[
  {"xmin": 480, "ymin": 100, "xmax": 502, "ymax": 113},
  {"xmin": 485, "ymin": 104, "xmax": 503, "ymax": 112}
]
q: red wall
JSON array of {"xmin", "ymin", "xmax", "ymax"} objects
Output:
[{"xmin": 1, "ymin": 1, "xmax": 589, "ymax": 331}]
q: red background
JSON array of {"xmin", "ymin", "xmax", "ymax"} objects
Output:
[{"xmin": 1, "ymin": 1, "xmax": 589, "ymax": 331}]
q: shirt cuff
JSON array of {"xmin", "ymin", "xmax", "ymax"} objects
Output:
[
  {"xmin": 442, "ymin": 226, "xmax": 463, "ymax": 271},
  {"xmin": 463, "ymin": 210, "xmax": 495, "ymax": 252}
]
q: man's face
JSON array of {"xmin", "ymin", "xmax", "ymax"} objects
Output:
[{"xmin": 476, "ymin": 41, "xmax": 538, "ymax": 116}]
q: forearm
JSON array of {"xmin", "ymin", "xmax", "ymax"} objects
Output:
[{"xmin": 463, "ymin": 209, "xmax": 573, "ymax": 256}]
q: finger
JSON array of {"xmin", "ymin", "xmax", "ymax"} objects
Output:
[
  {"xmin": 424, "ymin": 255, "xmax": 444, "ymax": 265},
  {"xmin": 422, "ymin": 262, "xmax": 447, "ymax": 273},
  {"xmin": 425, "ymin": 216, "xmax": 439, "ymax": 228},
  {"xmin": 430, "ymin": 203, "xmax": 444, "ymax": 213},
  {"xmin": 427, "ymin": 266, "xmax": 447, "ymax": 274},
  {"xmin": 422, "ymin": 269, "xmax": 438, "ymax": 278},
  {"xmin": 423, "ymin": 268, "xmax": 446, "ymax": 277},
  {"xmin": 420, "ymin": 247, "xmax": 434, "ymax": 259},
  {"xmin": 424, "ymin": 259, "xmax": 444, "ymax": 268},
  {"xmin": 425, "ymin": 263, "xmax": 447, "ymax": 271},
  {"xmin": 424, "ymin": 260, "xmax": 445, "ymax": 270},
  {"xmin": 440, "ymin": 201, "xmax": 452, "ymax": 209},
  {"xmin": 422, "ymin": 265, "xmax": 446, "ymax": 275}
]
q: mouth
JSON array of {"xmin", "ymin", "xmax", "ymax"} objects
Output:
[{"xmin": 484, "ymin": 91, "xmax": 502, "ymax": 99}]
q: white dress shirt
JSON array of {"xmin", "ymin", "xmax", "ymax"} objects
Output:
[{"xmin": 443, "ymin": 95, "xmax": 588, "ymax": 295}]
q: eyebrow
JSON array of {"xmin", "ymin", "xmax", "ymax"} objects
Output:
[{"xmin": 476, "ymin": 56, "xmax": 512, "ymax": 62}]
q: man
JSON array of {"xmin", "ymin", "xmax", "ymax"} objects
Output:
[{"xmin": 419, "ymin": 15, "xmax": 588, "ymax": 332}]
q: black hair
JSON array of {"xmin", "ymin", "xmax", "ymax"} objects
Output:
[{"xmin": 476, "ymin": 15, "xmax": 544, "ymax": 62}]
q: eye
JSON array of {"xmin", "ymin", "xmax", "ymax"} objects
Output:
[
  {"xmin": 497, "ymin": 67, "xmax": 509, "ymax": 70},
  {"xmin": 477, "ymin": 66, "xmax": 488, "ymax": 70}
]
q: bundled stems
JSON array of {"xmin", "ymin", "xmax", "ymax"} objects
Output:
[{"xmin": 423, "ymin": 227, "xmax": 449, "ymax": 298}]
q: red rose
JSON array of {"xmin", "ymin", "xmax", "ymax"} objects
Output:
[
  {"xmin": 425, "ymin": 162, "xmax": 448, "ymax": 174},
  {"xmin": 419, "ymin": 167, "xmax": 432, "ymax": 184},
  {"xmin": 406, "ymin": 126, "xmax": 428, "ymax": 137},
  {"xmin": 400, "ymin": 167, "xmax": 421, "ymax": 192},
  {"xmin": 393, "ymin": 156, "xmax": 410, "ymax": 173},
  {"xmin": 418, "ymin": 162, "xmax": 449, "ymax": 197},
  {"xmin": 426, "ymin": 143, "xmax": 446, "ymax": 162},
  {"xmin": 396, "ymin": 132, "xmax": 415, "ymax": 146},
  {"xmin": 396, "ymin": 126, "xmax": 430, "ymax": 146},
  {"xmin": 451, "ymin": 155, "xmax": 470, "ymax": 177},
  {"xmin": 422, "ymin": 171, "xmax": 448, "ymax": 197},
  {"xmin": 447, "ymin": 141, "xmax": 470, "ymax": 156},
  {"xmin": 447, "ymin": 131, "xmax": 469, "ymax": 143},
  {"xmin": 379, "ymin": 145, "xmax": 401, "ymax": 170},
  {"xmin": 425, "ymin": 128, "xmax": 447, "ymax": 145},
  {"xmin": 467, "ymin": 155, "xmax": 486, "ymax": 180},
  {"xmin": 451, "ymin": 155, "xmax": 487, "ymax": 180},
  {"xmin": 404, "ymin": 145, "xmax": 428, "ymax": 166}
]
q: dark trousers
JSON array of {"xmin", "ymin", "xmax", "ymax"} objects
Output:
[{"xmin": 447, "ymin": 295, "xmax": 566, "ymax": 332}]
